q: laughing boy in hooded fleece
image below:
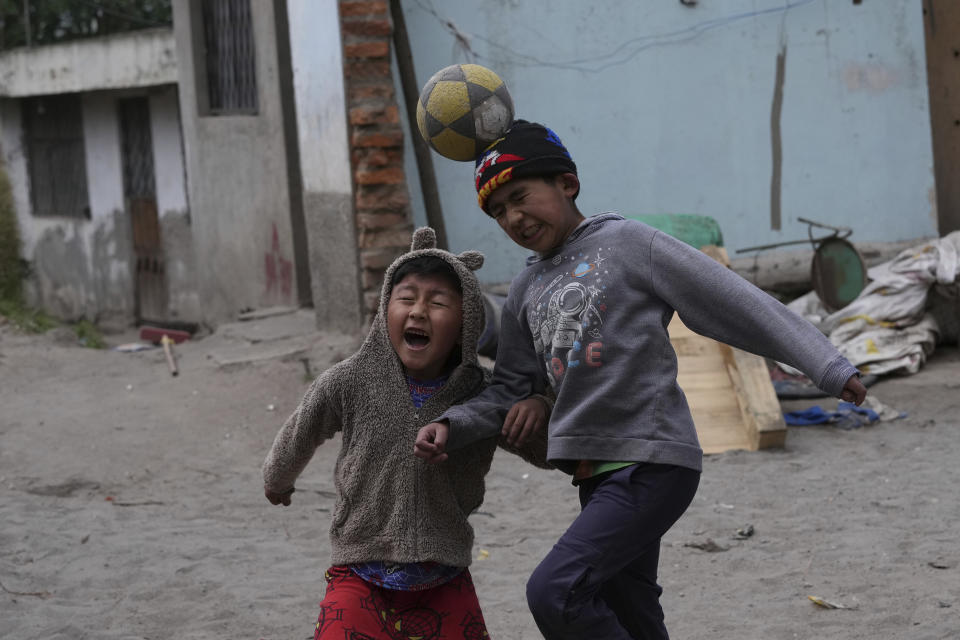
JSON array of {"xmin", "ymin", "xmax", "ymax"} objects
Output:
[{"xmin": 262, "ymin": 227, "xmax": 551, "ymax": 639}]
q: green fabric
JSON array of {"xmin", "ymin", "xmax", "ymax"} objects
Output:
[
  {"xmin": 625, "ymin": 214, "xmax": 724, "ymax": 249},
  {"xmin": 572, "ymin": 461, "xmax": 636, "ymax": 485}
]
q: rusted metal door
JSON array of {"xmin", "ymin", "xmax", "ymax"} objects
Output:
[
  {"xmin": 923, "ymin": 1, "xmax": 960, "ymax": 235},
  {"xmin": 119, "ymin": 97, "xmax": 167, "ymax": 323}
]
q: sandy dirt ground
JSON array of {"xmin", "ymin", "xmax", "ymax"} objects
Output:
[{"xmin": 1, "ymin": 312, "xmax": 958, "ymax": 640}]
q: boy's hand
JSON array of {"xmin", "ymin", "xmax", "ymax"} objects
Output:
[
  {"xmin": 265, "ymin": 487, "xmax": 294, "ymax": 506},
  {"xmin": 503, "ymin": 397, "xmax": 549, "ymax": 447},
  {"xmin": 414, "ymin": 421, "xmax": 449, "ymax": 464},
  {"xmin": 840, "ymin": 374, "xmax": 867, "ymax": 406}
]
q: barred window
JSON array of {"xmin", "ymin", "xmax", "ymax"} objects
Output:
[
  {"xmin": 22, "ymin": 95, "xmax": 90, "ymax": 219},
  {"xmin": 199, "ymin": 0, "xmax": 258, "ymax": 114}
]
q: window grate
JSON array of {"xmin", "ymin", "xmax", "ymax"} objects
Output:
[
  {"xmin": 118, "ymin": 98, "xmax": 156, "ymax": 199},
  {"xmin": 201, "ymin": 0, "xmax": 258, "ymax": 114},
  {"xmin": 22, "ymin": 95, "xmax": 90, "ymax": 219}
]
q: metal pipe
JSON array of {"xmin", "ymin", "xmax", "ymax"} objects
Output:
[{"xmin": 390, "ymin": 0, "xmax": 449, "ymax": 250}]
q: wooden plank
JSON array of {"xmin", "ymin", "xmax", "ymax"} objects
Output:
[
  {"xmin": 669, "ymin": 314, "xmax": 787, "ymax": 453},
  {"xmin": 723, "ymin": 345, "xmax": 788, "ymax": 449}
]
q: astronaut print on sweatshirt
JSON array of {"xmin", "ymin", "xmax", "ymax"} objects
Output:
[{"xmin": 525, "ymin": 246, "xmax": 609, "ymax": 386}]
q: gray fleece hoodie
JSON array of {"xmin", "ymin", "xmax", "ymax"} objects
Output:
[
  {"xmin": 262, "ymin": 227, "xmax": 547, "ymax": 568},
  {"xmin": 440, "ymin": 214, "xmax": 858, "ymax": 474}
]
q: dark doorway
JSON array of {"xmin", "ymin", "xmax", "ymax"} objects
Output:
[{"xmin": 119, "ymin": 97, "xmax": 167, "ymax": 323}]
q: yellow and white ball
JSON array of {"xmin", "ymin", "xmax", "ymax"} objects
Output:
[{"xmin": 416, "ymin": 64, "xmax": 514, "ymax": 162}]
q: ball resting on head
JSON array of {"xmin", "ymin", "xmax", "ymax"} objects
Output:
[{"xmin": 416, "ymin": 63, "xmax": 514, "ymax": 162}]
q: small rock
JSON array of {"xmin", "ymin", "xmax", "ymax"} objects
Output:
[{"xmin": 735, "ymin": 524, "xmax": 755, "ymax": 539}]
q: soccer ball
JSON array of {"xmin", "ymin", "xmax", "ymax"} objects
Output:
[{"xmin": 416, "ymin": 64, "xmax": 514, "ymax": 162}]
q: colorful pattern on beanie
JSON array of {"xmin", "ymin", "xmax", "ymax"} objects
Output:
[
  {"xmin": 544, "ymin": 128, "xmax": 572, "ymax": 159},
  {"xmin": 474, "ymin": 150, "xmax": 525, "ymax": 191},
  {"xmin": 473, "ymin": 119, "xmax": 577, "ymax": 211}
]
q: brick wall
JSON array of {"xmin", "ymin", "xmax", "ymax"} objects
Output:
[{"xmin": 339, "ymin": 0, "xmax": 413, "ymax": 318}]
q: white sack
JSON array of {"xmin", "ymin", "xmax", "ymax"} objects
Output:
[{"xmin": 818, "ymin": 231, "xmax": 960, "ymax": 375}]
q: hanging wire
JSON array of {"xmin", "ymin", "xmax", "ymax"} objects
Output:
[{"xmin": 411, "ymin": 0, "xmax": 816, "ymax": 73}]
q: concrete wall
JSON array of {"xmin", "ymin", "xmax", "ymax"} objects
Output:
[
  {"xmin": 0, "ymin": 85, "xmax": 192, "ymax": 326},
  {"xmin": 396, "ymin": 0, "xmax": 938, "ymax": 285},
  {"xmin": 150, "ymin": 86, "xmax": 199, "ymax": 323},
  {"xmin": 0, "ymin": 28, "xmax": 177, "ymax": 97},
  {"xmin": 172, "ymin": 0, "xmax": 299, "ymax": 323},
  {"xmin": 2, "ymin": 92, "xmax": 134, "ymax": 323},
  {"xmin": 288, "ymin": 0, "xmax": 362, "ymax": 332}
]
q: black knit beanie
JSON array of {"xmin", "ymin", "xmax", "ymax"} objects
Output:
[{"xmin": 473, "ymin": 120, "xmax": 578, "ymax": 212}]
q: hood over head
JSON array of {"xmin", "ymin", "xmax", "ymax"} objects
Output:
[{"xmin": 362, "ymin": 227, "xmax": 486, "ymax": 382}]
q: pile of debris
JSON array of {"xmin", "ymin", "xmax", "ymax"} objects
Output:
[{"xmin": 787, "ymin": 231, "xmax": 960, "ymax": 376}]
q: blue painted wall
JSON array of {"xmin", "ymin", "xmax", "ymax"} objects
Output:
[{"xmin": 395, "ymin": 0, "xmax": 937, "ymax": 283}]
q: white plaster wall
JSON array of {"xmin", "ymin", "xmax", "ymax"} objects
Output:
[
  {"xmin": 0, "ymin": 28, "xmax": 177, "ymax": 98},
  {"xmin": 150, "ymin": 87, "xmax": 189, "ymax": 214},
  {"xmin": 3, "ymin": 86, "xmax": 196, "ymax": 322},
  {"xmin": 287, "ymin": 0, "xmax": 364, "ymax": 331},
  {"xmin": 288, "ymin": 0, "xmax": 352, "ymax": 193},
  {"xmin": 397, "ymin": 0, "xmax": 937, "ymax": 283},
  {"xmin": 1, "ymin": 95, "xmax": 122, "ymax": 268},
  {"xmin": 0, "ymin": 92, "xmax": 134, "ymax": 319},
  {"xmin": 149, "ymin": 85, "xmax": 201, "ymax": 322},
  {"xmin": 82, "ymin": 94, "xmax": 125, "ymax": 220},
  {"xmin": 172, "ymin": 0, "xmax": 298, "ymax": 321},
  {"xmin": 85, "ymin": 93, "xmax": 129, "ymax": 310}
]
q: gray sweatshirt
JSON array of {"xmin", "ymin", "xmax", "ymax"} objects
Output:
[{"xmin": 440, "ymin": 214, "xmax": 858, "ymax": 474}]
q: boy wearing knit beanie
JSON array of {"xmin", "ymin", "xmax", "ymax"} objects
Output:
[{"xmin": 415, "ymin": 121, "xmax": 867, "ymax": 639}]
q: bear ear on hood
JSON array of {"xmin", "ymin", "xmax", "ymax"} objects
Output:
[
  {"xmin": 457, "ymin": 250, "xmax": 484, "ymax": 271},
  {"xmin": 411, "ymin": 227, "xmax": 436, "ymax": 251}
]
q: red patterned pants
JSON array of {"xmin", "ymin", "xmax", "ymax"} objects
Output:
[{"xmin": 314, "ymin": 565, "xmax": 491, "ymax": 640}]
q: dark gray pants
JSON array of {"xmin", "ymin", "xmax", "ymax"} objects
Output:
[{"xmin": 526, "ymin": 463, "xmax": 700, "ymax": 639}]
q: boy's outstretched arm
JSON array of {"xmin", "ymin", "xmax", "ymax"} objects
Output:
[
  {"xmin": 426, "ymin": 296, "xmax": 550, "ymax": 454},
  {"xmin": 263, "ymin": 366, "xmax": 344, "ymax": 504},
  {"xmin": 647, "ymin": 230, "xmax": 860, "ymax": 399},
  {"xmin": 417, "ymin": 397, "xmax": 552, "ymax": 467}
]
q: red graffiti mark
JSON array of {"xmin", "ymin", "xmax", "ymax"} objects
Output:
[{"xmin": 264, "ymin": 223, "xmax": 293, "ymax": 299}]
